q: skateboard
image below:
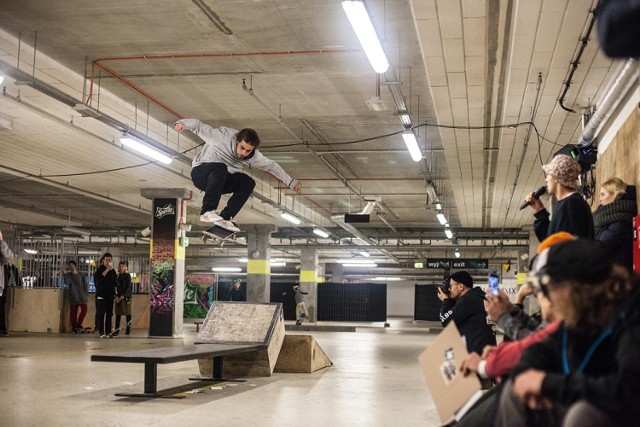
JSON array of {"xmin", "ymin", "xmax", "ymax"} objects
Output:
[
  {"xmin": 73, "ymin": 327, "xmax": 92, "ymax": 334},
  {"xmin": 202, "ymin": 225, "xmax": 237, "ymax": 247},
  {"xmin": 100, "ymin": 320, "xmax": 133, "ymax": 339}
]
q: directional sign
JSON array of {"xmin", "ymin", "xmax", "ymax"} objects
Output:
[{"xmin": 426, "ymin": 258, "xmax": 489, "ymax": 270}]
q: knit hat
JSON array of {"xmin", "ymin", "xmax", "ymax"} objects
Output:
[
  {"xmin": 542, "ymin": 154, "xmax": 582, "ymax": 189},
  {"xmin": 530, "ymin": 239, "xmax": 613, "ymax": 286},
  {"xmin": 450, "ymin": 271, "xmax": 473, "ymax": 288}
]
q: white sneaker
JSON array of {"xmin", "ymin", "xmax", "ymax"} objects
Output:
[
  {"xmin": 214, "ymin": 219, "xmax": 240, "ymax": 233},
  {"xmin": 200, "ymin": 211, "xmax": 222, "ymax": 223}
]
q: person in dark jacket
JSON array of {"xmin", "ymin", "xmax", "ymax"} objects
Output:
[
  {"xmin": 114, "ymin": 261, "xmax": 132, "ymax": 336},
  {"xmin": 524, "ymin": 154, "xmax": 594, "ymax": 242},
  {"xmin": 437, "ymin": 271, "xmax": 496, "ymax": 354},
  {"xmin": 227, "ymin": 278, "xmax": 246, "ymax": 301},
  {"xmin": 94, "ymin": 252, "xmax": 117, "ymax": 337},
  {"xmin": 495, "ymin": 239, "xmax": 640, "ymax": 426},
  {"xmin": 61, "ymin": 260, "xmax": 89, "ymax": 333},
  {"xmin": 593, "ymin": 178, "xmax": 637, "ymax": 271},
  {"xmin": 0, "ymin": 230, "xmax": 15, "ymax": 337}
]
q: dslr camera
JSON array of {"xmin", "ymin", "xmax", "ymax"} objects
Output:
[{"xmin": 438, "ymin": 263, "xmax": 451, "ymax": 295}]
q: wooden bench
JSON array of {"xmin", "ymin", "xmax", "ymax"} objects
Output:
[{"xmin": 91, "ymin": 343, "xmax": 263, "ymax": 398}]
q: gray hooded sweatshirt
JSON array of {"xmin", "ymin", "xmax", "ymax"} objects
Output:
[
  {"xmin": 0, "ymin": 240, "xmax": 15, "ymax": 297},
  {"xmin": 176, "ymin": 119, "xmax": 298, "ymax": 189}
]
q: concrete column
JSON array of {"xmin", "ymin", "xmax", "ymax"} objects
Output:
[
  {"xmin": 299, "ymin": 248, "xmax": 319, "ymax": 323},
  {"xmin": 141, "ymin": 188, "xmax": 191, "ymax": 338},
  {"xmin": 331, "ymin": 263, "xmax": 344, "ymax": 283},
  {"xmin": 245, "ymin": 224, "xmax": 276, "ymax": 302}
]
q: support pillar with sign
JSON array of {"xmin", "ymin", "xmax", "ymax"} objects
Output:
[{"xmin": 141, "ymin": 188, "xmax": 191, "ymax": 337}]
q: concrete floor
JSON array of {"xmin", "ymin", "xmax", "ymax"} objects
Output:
[{"xmin": 0, "ymin": 320, "xmax": 443, "ymax": 427}]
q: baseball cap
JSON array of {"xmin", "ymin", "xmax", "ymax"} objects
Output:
[
  {"xmin": 530, "ymin": 239, "xmax": 613, "ymax": 287},
  {"xmin": 450, "ymin": 271, "xmax": 473, "ymax": 288}
]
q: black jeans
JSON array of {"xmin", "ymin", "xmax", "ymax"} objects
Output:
[
  {"xmin": 96, "ymin": 298, "xmax": 114, "ymax": 335},
  {"xmin": 191, "ymin": 162, "xmax": 256, "ymax": 219}
]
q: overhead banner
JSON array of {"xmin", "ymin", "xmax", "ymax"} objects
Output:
[{"xmin": 426, "ymin": 259, "xmax": 489, "ymax": 270}]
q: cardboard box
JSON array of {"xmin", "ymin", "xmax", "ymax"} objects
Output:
[{"xmin": 418, "ymin": 322, "xmax": 482, "ymax": 424}]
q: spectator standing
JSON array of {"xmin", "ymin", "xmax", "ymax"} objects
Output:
[
  {"xmin": 61, "ymin": 260, "xmax": 89, "ymax": 333},
  {"xmin": 524, "ymin": 154, "xmax": 594, "ymax": 242},
  {"xmin": 0, "ymin": 230, "xmax": 15, "ymax": 337},
  {"xmin": 114, "ymin": 261, "xmax": 132, "ymax": 336},
  {"xmin": 94, "ymin": 253, "xmax": 117, "ymax": 337},
  {"xmin": 227, "ymin": 278, "xmax": 246, "ymax": 301},
  {"xmin": 593, "ymin": 178, "xmax": 637, "ymax": 271},
  {"xmin": 437, "ymin": 271, "xmax": 496, "ymax": 354},
  {"xmin": 293, "ymin": 285, "xmax": 308, "ymax": 325}
]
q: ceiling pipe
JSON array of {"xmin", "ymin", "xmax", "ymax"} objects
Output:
[
  {"xmin": 87, "ymin": 49, "xmax": 355, "ymax": 119},
  {"xmin": 578, "ymin": 58, "xmax": 638, "ymax": 146}
]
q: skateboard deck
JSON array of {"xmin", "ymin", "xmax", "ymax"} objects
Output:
[{"xmin": 202, "ymin": 225, "xmax": 237, "ymax": 246}]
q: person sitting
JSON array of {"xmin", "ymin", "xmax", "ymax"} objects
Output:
[{"xmin": 495, "ymin": 238, "xmax": 640, "ymax": 426}]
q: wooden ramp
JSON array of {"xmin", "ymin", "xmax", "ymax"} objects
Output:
[
  {"xmin": 195, "ymin": 301, "xmax": 285, "ymax": 377},
  {"xmin": 274, "ymin": 334, "xmax": 333, "ymax": 373}
]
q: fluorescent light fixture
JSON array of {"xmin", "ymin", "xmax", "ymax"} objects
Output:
[
  {"xmin": 281, "ymin": 211, "xmax": 301, "ymax": 225},
  {"xmin": 212, "ymin": 267, "xmax": 242, "ymax": 272},
  {"xmin": 313, "ymin": 228, "xmax": 330, "ymax": 238},
  {"xmin": 270, "ymin": 261, "xmax": 286, "ymax": 267},
  {"xmin": 435, "ymin": 203, "xmax": 442, "ymax": 210},
  {"xmin": 238, "ymin": 258, "xmax": 248, "ymax": 263},
  {"xmin": 338, "ymin": 258, "xmax": 378, "ymax": 264},
  {"xmin": 402, "ymin": 131, "xmax": 422, "ymax": 162},
  {"xmin": 372, "ymin": 276, "xmax": 401, "ymax": 281},
  {"xmin": 359, "ymin": 250, "xmax": 370, "ymax": 257},
  {"xmin": 0, "ymin": 75, "xmax": 4, "ymax": 85},
  {"xmin": 399, "ymin": 112, "xmax": 412, "ymax": 127},
  {"xmin": 63, "ymin": 226, "xmax": 91, "ymax": 237},
  {"xmin": 455, "ymin": 249, "xmax": 461, "ymax": 258},
  {"xmin": 343, "ymin": 262, "xmax": 377, "ymax": 268},
  {"xmin": 121, "ymin": 135, "xmax": 173, "ymax": 165},
  {"xmin": 342, "ymin": 1, "xmax": 389, "ymax": 73},
  {"xmin": 444, "ymin": 228, "xmax": 453, "ymax": 239},
  {"xmin": 436, "ymin": 213, "xmax": 447, "ymax": 225},
  {"xmin": 24, "ymin": 248, "xmax": 38, "ymax": 255}
]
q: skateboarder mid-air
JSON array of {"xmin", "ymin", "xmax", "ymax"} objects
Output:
[{"xmin": 175, "ymin": 119, "xmax": 303, "ymax": 233}]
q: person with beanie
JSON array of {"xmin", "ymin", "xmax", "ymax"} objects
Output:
[
  {"xmin": 523, "ymin": 154, "xmax": 594, "ymax": 242},
  {"xmin": 437, "ymin": 270, "xmax": 496, "ymax": 354},
  {"xmin": 495, "ymin": 238, "xmax": 640, "ymax": 426},
  {"xmin": 592, "ymin": 177, "xmax": 637, "ymax": 271}
]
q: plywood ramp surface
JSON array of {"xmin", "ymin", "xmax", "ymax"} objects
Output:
[{"xmin": 274, "ymin": 334, "xmax": 333, "ymax": 373}]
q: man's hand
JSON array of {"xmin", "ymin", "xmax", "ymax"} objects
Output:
[
  {"xmin": 481, "ymin": 345, "xmax": 496, "ymax": 359},
  {"xmin": 437, "ymin": 287, "xmax": 449, "ymax": 301},
  {"xmin": 0, "ymin": 230, "xmax": 3, "ymax": 240},
  {"xmin": 485, "ymin": 290, "xmax": 512, "ymax": 321},
  {"xmin": 524, "ymin": 193, "xmax": 544, "ymax": 212},
  {"xmin": 515, "ymin": 283, "xmax": 534, "ymax": 305},
  {"xmin": 292, "ymin": 181, "xmax": 302, "ymax": 193},
  {"xmin": 174, "ymin": 123, "xmax": 185, "ymax": 133},
  {"xmin": 460, "ymin": 352, "xmax": 482, "ymax": 376},
  {"xmin": 513, "ymin": 369, "xmax": 547, "ymax": 409}
]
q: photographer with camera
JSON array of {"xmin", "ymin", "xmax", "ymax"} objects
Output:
[{"xmin": 437, "ymin": 271, "xmax": 496, "ymax": 354}]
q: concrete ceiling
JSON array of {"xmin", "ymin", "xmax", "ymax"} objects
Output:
[{"xmin": 0, "ymin": 0, "xmax": 622, "ymax": 279}]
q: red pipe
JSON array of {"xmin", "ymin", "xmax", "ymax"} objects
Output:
[{"xmin": 86, "ymin": 49, "xmax": 357, "ymax": 119}]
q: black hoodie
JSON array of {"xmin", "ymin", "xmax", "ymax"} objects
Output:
[{"xmin": 440, "ymin": 286, "xmax": 496, "ymax": 354}]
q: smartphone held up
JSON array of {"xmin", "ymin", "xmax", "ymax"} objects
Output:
[{"xmin": 488, "ymin": 273, "xmax": 500, "ymax": 295}]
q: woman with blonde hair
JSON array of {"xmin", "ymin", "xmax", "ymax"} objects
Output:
[{"xmin": 592, "ymin": 177, "xmax": 637, "ymax": 271}]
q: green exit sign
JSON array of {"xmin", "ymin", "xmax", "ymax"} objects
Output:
[
  {"xmin": 414, "ymin": 262, "xmax": 424, "ymax": 269},
  {"xmin": 180, "ymin": 237, "xmax": 189, "ymax": 247}
]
